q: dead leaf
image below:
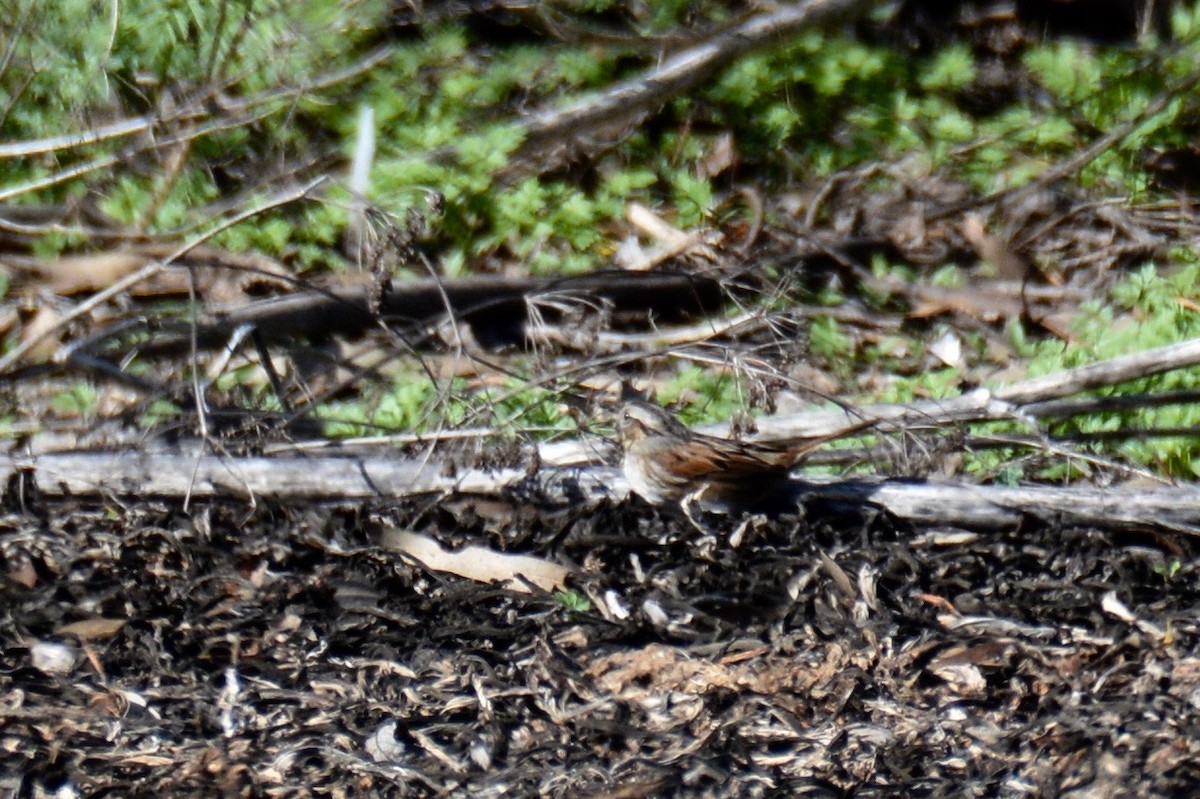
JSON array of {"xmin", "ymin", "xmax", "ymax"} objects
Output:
[
  {"xmin": 928, "ymin": 640, "xmax": 1016, "ymax": 669},
  {"xmin": 7, "ymin": 556, "xmax": 38, "ymax": 589},
  {"xmin": 8, "ymin": 245, "xmax": 294, "ymax": 303},
  {"xmin": 381, "ymin": 528, "xmax": 570, "ymax": 593},
  {"xmin": 909, "ymin": 284, "xmax": 1023, "ymax": 322},
  {"xmin": 0, "ymin": 303, "xmax": 19, "ymax": 338},
  {"xmin": 584, "ymin": 642, "xmax": 851, "ymax": 698},
  {"xmin": 27, "ymin": 252, "xmax": 150, "ymax": 294},
  {"xmin": 21, "ymin": 304, "xmax": 65, "ymax": 361},
  {"xmin": 928, "ymin": 661, "xmax": 987, "ymax": 694},
  {"xmin": 1033, "ymin": 309, "xmax": 1080, "ymax": 342},
  {"xmin": 961, "ymin": 212, "xmax": 1027, "ymax": 279},
  {"xmin": 700, "ymin": 131, "xmax": 738, "ymax": 178},
  {"xmin": 929, "ymin": 329, "xmax": 965, "ymax": 369},
  {"xmin": 57, "ymin": 617, "xmax": 127, "ymax": 640},
  {"xmin": 117, "ymin": 754, "xmax": 176, "ymax": 767}
]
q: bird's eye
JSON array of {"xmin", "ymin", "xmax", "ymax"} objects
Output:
[{"xmin": 620, "ymin": 408, "xmax": 643, "ymax": 430}]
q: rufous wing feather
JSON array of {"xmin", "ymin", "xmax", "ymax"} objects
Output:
[{"xmin": 778, "ymin": 417, "xmax": 877, "ymax": 463}]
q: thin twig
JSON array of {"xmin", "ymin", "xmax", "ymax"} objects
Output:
[{"xmin": 0, "ymin": 177, "xmax": 327, "ymax": 375}]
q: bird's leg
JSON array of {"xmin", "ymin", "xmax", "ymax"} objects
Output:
[
  {"xmin": 680, "ymin": 489, "xmax": 709, "ymax": 533},
  {"xmin": 680, "ymin": 488, "xmax": 775, "ymax": 546}
]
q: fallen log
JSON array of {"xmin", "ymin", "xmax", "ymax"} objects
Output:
[{"xmin": 4, "ymin": 448, "xmax": 1199, "ymax": 535}]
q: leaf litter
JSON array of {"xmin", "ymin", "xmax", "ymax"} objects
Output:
[{"xmin": 3, "ymin": 488, "xmax": 1200, "ymax": 796}]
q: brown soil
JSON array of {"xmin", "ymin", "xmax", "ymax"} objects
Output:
[{"xmin": 4, "ymin": 494, "xmax": 1199, "ymax": 797}]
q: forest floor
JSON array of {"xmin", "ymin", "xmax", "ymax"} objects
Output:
[{"xmin": 5, "ymin": 1, "xmax": 1200, "ymax": 796}]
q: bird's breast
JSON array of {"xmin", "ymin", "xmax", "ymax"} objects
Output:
[{"xmin": 622, "ymin": 448, "xmax": 686, "ymax": 504}]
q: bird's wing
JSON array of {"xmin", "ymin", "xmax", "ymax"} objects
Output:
[
  {"xmin": 663, "ymin": 436, "xmax": 786, "ymax": 480},
  {"xmin": 778, "ymin": 417, "xmax": 878, "ymax": 461},
  {"xmin": 660, "ymin": 417, "xmax": 877, "ymax": 480}
]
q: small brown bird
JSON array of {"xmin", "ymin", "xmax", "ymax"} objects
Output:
[{"xmin": 617, "ymin": 398, "xmax": 873, "ymax": 512}]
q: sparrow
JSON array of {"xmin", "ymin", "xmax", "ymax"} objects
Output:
[{"xmin": 617, "ymin": 398, "xmax": 874, "ymax": 512}]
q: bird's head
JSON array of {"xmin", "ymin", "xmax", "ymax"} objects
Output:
[{"xmin": 617, "ymin": 399, "xmax": 689, "ymax": 447}]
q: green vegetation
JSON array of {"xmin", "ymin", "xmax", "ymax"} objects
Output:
[
  {"xmin": 9, "ymin": 2, "xmax": 1192, "ymax": 269},
  {"xmin": 50, "ymin": 382, "xmax": 97, "ymax": 419},
  {"xmin": 1021, "ymin": 260, "xmax": 1200, "ymax": 478},
  {"xmin": 1155, "ymin": 558, "xmax": 1184, "ymax": 581},
  {"xmin": 5, "ymin": 1, "xmax": 1200, "ymax": 479},
  {"xmin": 318, "ymin": 375, "xmax": 577, "ymax": 439},
  {"xmin": 554, "ymin": 589, "xmax": 593, "ymax": 613}
]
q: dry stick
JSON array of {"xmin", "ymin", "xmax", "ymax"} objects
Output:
[
  {"xmin": 993, "ymin": 339, "xmax": 1200, "ymax": 405},
  {"xmin": 262, "ymin": 427, "xmax": 514, "ymax": 454},
  {"xmin": 0, "ymin": 177, "xmax": 326, "ymax": 375},
  {"xmin": 1023, "ymin": 388, "xmax": 1200, "ymax": 420},
  {"xmin": 0, "ymin": 116, "xmax": 149, "ymax": 160},
  {"xmin": 535, "ymin": 307, "xmax": 769, "ymax": 350},
  {"xmin": 515, "ymin": 0, "xmax": 880, "ymax": 153},
  {"xmin": 786, "ymin": 338, "xmax": 1200, "ymax": 432},
  {"xmin": 806, "ymin": 478, "xmax": 1200, "ymax": 535},
  {"xmin": 933, "ymin": 70, "xmax": 1200, "ymax": 220},
  {"xmin": 183, "ymin": 262, "xmax": 210, "ymax": 511},
  {"xmin": 540, "ymin": 337, "xmax": 1200, "ymax": 465},
  {"xmin": 0, "ymin": 105, "xmax": 280, "ymax": 205},
  {"xmin": 0, "ymin": 450, "xmax": 541, "ymax": 502},
  {"xmin": 0, "ymin": 150, "xmax": 122, "ymax": 205},
  {"xmin": 0, "ymin": 46, "xmax": 391, "ymax": 160},
  {"xmin": 964, "ymin": 433, "xmax": 1166, "ymax": 485}
]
